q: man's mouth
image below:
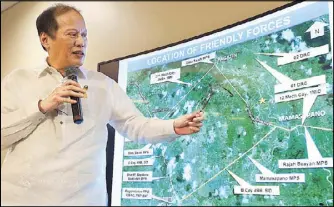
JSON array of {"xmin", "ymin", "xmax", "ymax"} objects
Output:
[{"xmin": 72, "ymin": 51, "xmax": 85, "ymax": 56}]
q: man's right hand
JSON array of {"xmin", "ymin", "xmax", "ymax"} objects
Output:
[{"xmin": 39, "ymin": 80, "xmax": 86, "ymax": 113}]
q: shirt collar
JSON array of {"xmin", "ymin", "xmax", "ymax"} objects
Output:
[{"xmin": 37, "ymin": 58, "xmax": 88, "ymax": 79}]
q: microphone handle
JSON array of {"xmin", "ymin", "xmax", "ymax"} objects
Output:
[{"xmin": 68, "ymin": 75, "xmax": 84, "ymax": 124}]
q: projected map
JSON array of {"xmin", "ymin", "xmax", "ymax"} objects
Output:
[{"xmin": 113, "ymin": 2, "xmax": 333, "ymax": 206}]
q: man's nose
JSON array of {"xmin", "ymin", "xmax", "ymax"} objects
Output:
[{"xmin": 75, "ymin": 34, "xmax": 85, "ymax": 47}]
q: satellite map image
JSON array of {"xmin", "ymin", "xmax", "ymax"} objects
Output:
[{"xmin": 117, "ymin": 7, "xmax": 333, "ymax": 207}]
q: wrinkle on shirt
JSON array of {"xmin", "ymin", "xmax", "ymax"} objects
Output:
[{"xmin": 1, "ymin": 63, "xmax": 179, "ymax": 205}]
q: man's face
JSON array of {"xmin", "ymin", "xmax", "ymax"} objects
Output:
[{"xmin": 44, "ymin": 10, "xmax": 87, "ymax": 69}]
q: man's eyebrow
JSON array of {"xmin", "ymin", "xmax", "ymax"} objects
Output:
[
  {"xmin": 64, "ymin": 29, "xmax": 78, "ymax": 33},
  {"xmin": 65, "ymin": 29, "xmax": 87, "ymax": 34}
]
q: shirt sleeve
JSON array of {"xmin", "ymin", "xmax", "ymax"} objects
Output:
[
  {"xmin": 1, "ymin": 71, "xmax": 46, "ymax": 150},
  {"xmin": 107, "ymin": 78, "xmax": 180, "ymax": 144}
]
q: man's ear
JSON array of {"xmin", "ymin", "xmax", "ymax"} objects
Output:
[{"xmin": 40, "ymin": 32, "xmax": 50, "ymax": 51}]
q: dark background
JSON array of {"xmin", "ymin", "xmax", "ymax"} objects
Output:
[{"xmin": 105, "ymin": 123, "xmax": 115, "ymax": 206}]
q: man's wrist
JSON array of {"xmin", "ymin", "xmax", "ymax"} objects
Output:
[
  {"xmin": 173, "ymin": 120, "xmax": 177, "ymax": 134},
  {"xmin": 173, "ymin": 120, "xmax": 182, "ymax": 135},
  {"xmin": 38, "ymin": 100, "xmax": 46, "ymax": 114}
]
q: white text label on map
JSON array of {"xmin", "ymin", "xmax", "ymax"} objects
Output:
[
  {"xmin": 234, "ymin": 186, "xmax": 280, "ymax": 196},
  {"xmin": 274, "ymin": 75, "xmax": 326, "ymax": 93},
  {"xmin": 122, "ymin": 188, "xmax": 152, "ymax": 200},
  {"xmin": 124, "ymin": 149, "xmax": 153, "ymax": 157},
  {"xmin": 249, "ymin": 157, "xmax": 305, "ymax": 183},
  {"xmin": 274, "ymin": 84, "xmax": 326, "ymax": 103},
  {"xmin": 255, "ymin": 174, "xmax": 305, "ymax": 183},
  {"xmin": 124, "ymin": 158, "xmax": 154, "ymax": 167},
  {"xmin": 150, "ymin": 68, "xmax": 191, "ymax": 86},
  {"xmin": 256, "ymin": 44, "xmax": 329, "ymax": 65},
  {"xmin": 123, "ymin": 171, "xmax": 165, "ymax": 182},
  {"xmin": 181, "ymin": 52, "xmax": 215, "ymax": 66},
  {"xmin": 122, "ymin": 188, "xmax": 172, "ymax": 203},
  {"xmin": 278, "ymin": 158, "xmax": 333, "ymax": 169}
]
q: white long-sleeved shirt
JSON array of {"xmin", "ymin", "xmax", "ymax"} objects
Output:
[{"xmin": 1, "ymin": 62, "xmax": 179, "ymax": 205}]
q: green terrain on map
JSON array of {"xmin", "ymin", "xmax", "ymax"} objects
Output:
[{"xmin": 121, "ymin": 14, "xmax": 333, "ymax": 206}]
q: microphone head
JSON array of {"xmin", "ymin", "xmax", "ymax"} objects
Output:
[{"xmin": 65, "ymin": 66, "xmax": 79, "ymax": 77}]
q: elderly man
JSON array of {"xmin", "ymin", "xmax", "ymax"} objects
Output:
[{"xmin": 1, "ymin": 3, "xmax": 204, "ymax": 206}]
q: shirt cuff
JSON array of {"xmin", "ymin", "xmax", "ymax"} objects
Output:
[
  {"xmin": 160, "ymin": 119, "xmax": 180, "ymax": 142},
  {"xmin": 23, "ymin": 100, "xmax": 46, "ymax": 125}
]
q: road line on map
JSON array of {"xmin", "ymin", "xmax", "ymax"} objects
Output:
[
  {"xmin": 269, "ymin": 123, "xmax": 290, "ymax": 131},
  {"xmin": 161, "ymin": 157, "xmax": 178, "ymax": 202},
  {"xmin": 303, "ymin": 125, "xmax": 333, "ymax": 132},
  {"xmin": 162, "ymin": 65, "xmax": 216, "ymax": 119},
  {"xmin": 323, "ymin": 168, "xmax": 333, "ymax": 191},
  {"xmin": 215, "ymin": 66, "xmax": 248, "ymax": 105},
  {"xmin": 266, "ymin": 124, "xmax": 332, "ymax": 132},
  {"xmin": 130, "ymin": 81, "xmax": 153, "ymax": 117}
]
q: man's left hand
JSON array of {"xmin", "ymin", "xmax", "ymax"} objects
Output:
[{"xmin": 173, "ymin": 110, "xmax": 205, "ymax": 135}]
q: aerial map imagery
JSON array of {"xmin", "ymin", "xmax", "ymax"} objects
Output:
[{"xmin": 112, "ymin": 2, "xmax": 333, "ymax": 206}]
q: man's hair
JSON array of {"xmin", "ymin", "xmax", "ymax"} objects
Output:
[{"xmin": 36, "ymin": 3, "xmax": 82, "ymax": 51}]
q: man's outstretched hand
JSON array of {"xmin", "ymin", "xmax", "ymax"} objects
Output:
[{"xmin": 173, "ymin": 110, "xmax": 205, "ymax": 135}]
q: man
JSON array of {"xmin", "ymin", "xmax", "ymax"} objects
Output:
[{"xmin": 1, "ymin": 3, "xmax": 204, "ymax": 206}]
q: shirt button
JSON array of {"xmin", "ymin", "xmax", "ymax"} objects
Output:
[{"xmin": 60, "ymin": 121, "xmax": 63, "ymax": 124}]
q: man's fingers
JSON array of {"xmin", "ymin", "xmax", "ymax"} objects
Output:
[
  {"xmin": 63, "ymin": 80, "xmax": 81, "ymax": 87},
  {"xmin": 64, "ymin": 98, "xmax": 77, "ymax": 104},
  {"xmin": 189, "ymin": 126, "xmax": 200, "ymax": 133},
  {"xmin": 196, "ymin": 111, "xmax": 203, "ymax": 116},
  {"xmin": 68, "ymin": 90, "xmax": 85, "ymax": 98},
  {"xmin": 59, "ymin": 91, "xmax": 84, "ymax": 98},
  {"xmin": 192, "ymin": 114, "xmax": 205, "ymax": 122},
  {"xmin": 64, "ymin": 85, "xmax": 86, "ymax": 93},
  {"xmin": 186, "ymin": 113, "xmax": 197, "ymax": 120},
  {"xmin": 193, "ymin": 117, "xmax": 204, "ymax": 122},
  {"xmin": 188, "ymin": 122, "xmax": 203, "ymax": 127},
  {"xmin": 57, "ymin": 96, "xmax": 76, "ymax": 104},
  {"xmin": 186, "ymin": 110, "xmax": 203, "ymax": 120}
]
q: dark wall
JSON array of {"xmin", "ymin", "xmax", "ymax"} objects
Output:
[{"xmin": 106, "ymin": 124, "xmax": 115, "ymax": 206}]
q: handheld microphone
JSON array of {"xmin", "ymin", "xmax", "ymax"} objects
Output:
[{"xmin": 65, "ymin": 66, "xmax": 83, "ymax": 124}]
